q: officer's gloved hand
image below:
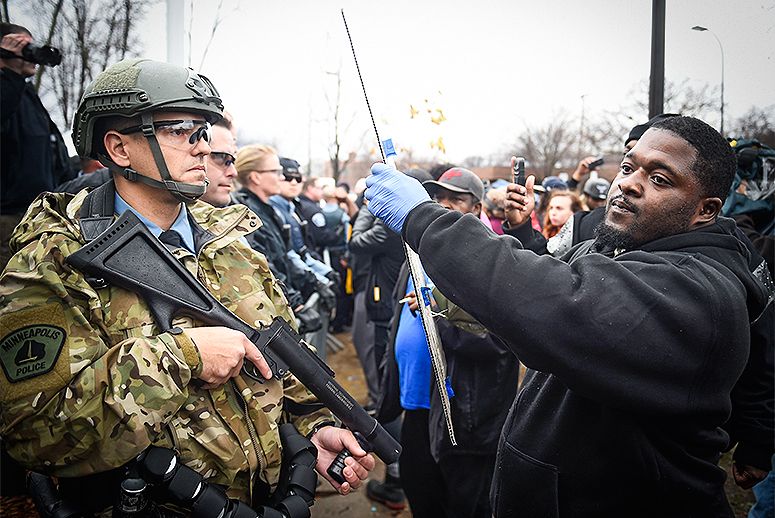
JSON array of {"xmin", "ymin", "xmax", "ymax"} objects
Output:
[
  {"xmin": 284, "ymin": 284, "xmax": 305, "ymax": 309},
  {"xmin": 326, "ymin": 270, "xmax": 342, "ymax": 287},
  {"xmin": 296, "ymin": 304, "xmax": 322, "ymax": 334},
  {"xmin": 316, "ymin": 281, "xmax": 337, "ymax": 312},
  {"xmin": 365, "ymin": 163, "xmax": 430, "ymax": 234}
]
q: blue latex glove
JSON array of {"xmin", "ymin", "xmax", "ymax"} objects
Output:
[{"xmin": 364, "ymin": 163, "xmax": 431, "ymax": 234}]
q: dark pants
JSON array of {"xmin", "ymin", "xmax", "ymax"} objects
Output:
[
  {"xmin": 0, "ymin": 441, "xmax": 26, "ymax": 496},
  {"xmin": 328, "ymin": 249, "xmax": 351, "ymax": 332},
  {"xmin": 373, "ymin": 321, "xmax": 390, "ymax": 378},
  {"xmin": 400, "ymin": 409, "xmax": 497, "ymax": 518},
  {"xmin": 351, "ymin": 291, "xmax": 378, "ymax": 404},
  {"xmin": 400, "ymin": 409, "xmax": 447, "ymax": 518},
  {"xmin": 439, "ymin": 452, "xmax": 496, "ymax": 518}
]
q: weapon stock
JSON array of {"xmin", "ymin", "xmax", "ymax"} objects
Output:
[{"xmin": 65, "ymin": 210, "xmax": 401, "ymax": 466}]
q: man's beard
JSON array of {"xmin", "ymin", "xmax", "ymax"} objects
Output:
[
  {"xmin": 593, "ymin": 195, "xmax": 695, "ymax": 253},
  {"xmin": 593, "ymin": 220, "xmax": 638, "ymax": 252}
]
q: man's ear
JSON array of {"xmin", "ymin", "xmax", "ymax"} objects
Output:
[
  {"xmin": 473, "ymin": 201, "xmax": 482, "ymax": 217},
  {"xmin": 692, "ymin": 197, "xmax": 723, "ymax": 226},
  {"xmin": 103, "ymin": 130, "xmax": 131, "ymax": 168}
]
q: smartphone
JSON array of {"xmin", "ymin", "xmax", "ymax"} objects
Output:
[
  {"xmin": 588, "ymin": 156, "xmax": 604, "ymax": 171},
  {"xmin": 513, "ymin": 156, "xmax": 526, "ymax": 186}
]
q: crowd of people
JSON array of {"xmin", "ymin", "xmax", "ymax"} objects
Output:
[{"xmin": 1, "ymin": 20, "xmax": 773, "ymax": 518}]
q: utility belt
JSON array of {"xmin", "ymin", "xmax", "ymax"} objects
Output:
[{"xmin": 28, "ymin": 423, "xmax": 318, "ymax": 518}]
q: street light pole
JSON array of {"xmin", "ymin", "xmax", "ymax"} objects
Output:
[{"xmin": 692, "ymin": 25, "xmax": 725, "ymax": 135}]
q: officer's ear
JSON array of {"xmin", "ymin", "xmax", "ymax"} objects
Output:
[{"xmin": 103, "ymin": 130, "xmax": 132, "ymax": 168}]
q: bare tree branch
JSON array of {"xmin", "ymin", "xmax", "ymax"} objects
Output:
[
  {"xmin": 74, "ymin": 0, "xmax": 91, "ymax": 107},
  {"xmin": 729, "ymin": 105, "xmax": 775, "ymax": 147},
  {"xmin": 101, "ymin": 10, "xmax": 119, "ymax": 71},
  {"xmin": 198, "ymin": 0, "xmax": 226, "ymax": 71},
  {"xmin": 26, "ymin": 0, "xmax": 153, "ymax": 133},
  {"xmin": 120, "ymin": 0, "xmax": 131, "ymax": 59},
  {"xmin": 33, "ymin": 0, "xmax": 64, "ymax": 92},
  {"xmin": 328, "ymin": 69, "xmax": 343, "ymax": 181},
  {"xmin": 510, "ymin": 112, "xmax": 578, "ymax": 179},
  {"xmin": 187, "ymin": 0, "xmax": 194, "ymax": 67}
]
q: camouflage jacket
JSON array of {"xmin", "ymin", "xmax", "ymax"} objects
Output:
[{"xmin": 0, "ymin": 189, "xmax": 333, "ymax": 503}]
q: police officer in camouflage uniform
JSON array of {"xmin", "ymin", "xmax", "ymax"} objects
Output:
[{"xmin": 0, "ymin": 58, "xmax": 373, "ymax": 515}]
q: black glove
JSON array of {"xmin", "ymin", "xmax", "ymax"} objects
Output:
[
  {"xmin": 295, "ymin": 304, "xmax": 322, "ymax": 334},
  {"xmin": 325, "ymin": 270, "xmax": 342, "ymax": 287},
  {"xmin": 281, "ymin": 282, "xmax": 304, "ymax": 309},
  {"xmin": 316, "ymin": 281, "xmax": 337, "ymax": 312}
]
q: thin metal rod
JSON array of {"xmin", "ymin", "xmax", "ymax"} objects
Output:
[
  {"xmin": 339, "ymin": 12, "xmax": 457, "ymax": 445},
  {"xmin": 341, "ymin": 9, "xmax": 386, "ymax": 163}
]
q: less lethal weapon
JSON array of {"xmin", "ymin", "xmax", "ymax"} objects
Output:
[{"xmin": 65, "ymin": 211, "xmax": 401, "ymax": 476}]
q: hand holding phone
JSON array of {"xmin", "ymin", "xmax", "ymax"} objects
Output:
[
  {"xmin": 587, "ymin": 156, "xmax": 604, "ymax": 171},
  {"xmin": 512, "ymin": 156, "xmax": 526, "ymax": 186}
]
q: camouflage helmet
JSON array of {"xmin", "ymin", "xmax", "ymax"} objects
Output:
[{"xmin": 73, "ymin": 58, "xmax": 223, "ymax": 159}]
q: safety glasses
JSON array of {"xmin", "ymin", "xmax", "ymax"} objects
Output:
[
  {"xmin": 120, "ymin": 119, "xmax": 212, "ymax": 148},
  {"xmin": 210, "ymin": 151, "xmax": 236, "ymax": 168}
]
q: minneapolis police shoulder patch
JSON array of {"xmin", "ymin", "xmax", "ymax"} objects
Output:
[
  {"xmin": 0, "ymin": 325, "xmax": 66, "ymax": 383},
  {"xmin": 311, "ymin": 212, "xmax": 326, "ymax": 228}
]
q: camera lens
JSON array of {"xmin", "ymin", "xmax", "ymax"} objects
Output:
[{"xmin": 21, "ymin": 44, "xmax": 62, "ymax": 67}]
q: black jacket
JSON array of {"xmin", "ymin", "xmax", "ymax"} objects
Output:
[
  {"xmin": 721, "ymin": 220, "xmax": 774, "ymax": 471},
  {"xmin": 349, "ymin": 209, "xmax": 404, "ymax": 322},
  {"xmin": 54, "ymin": 168, "xmax": 112, "ymax": 194},
  {"xmin": 235, "ymin": 189, "xmax": 315, "ymax": 307},
  {"xmin": 733, "ymin": 211, "xmax": 774, "ymax": 278},
  {"xmin": 404, "ymin": 202, "xmax": 771, "ymax": 517},
  {"xmin": 1, "ymin": 69, "xmax": 73, "ymax": 215},
  {"xmin": 430, "ymin": 317, "xmax": 520, "ymax": 460},
  {"xmin": 509, "ymin": 210, "xmax": 775, "ymax": 472},
  {"xmin": 348, "ymin": 209, "xmax": 370, "ymax": 294},
  {"xmin": 298, "ymin": 194, "xmax": 341, "ymax": 255},
  {"xmin": 376, "ymin": 264, "xmax": 519, "ymax": 461}
]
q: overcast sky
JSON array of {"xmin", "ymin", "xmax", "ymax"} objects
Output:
[{"xmin": 20, "ymin": 0, "xmax": 775, "ymax": 168}]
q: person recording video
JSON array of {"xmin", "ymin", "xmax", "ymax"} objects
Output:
[{"xmin": 0, "ymin": 23, "xmax": 73, "ymax": 269}]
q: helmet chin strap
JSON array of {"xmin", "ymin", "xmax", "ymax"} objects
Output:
[
  {"xmin": 104, "ymin": 163, "xmax": 209, "ymax": 204},
  {"xmin": 101, "ymin": 112, "xmax": 209, "ymax": 204}
]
